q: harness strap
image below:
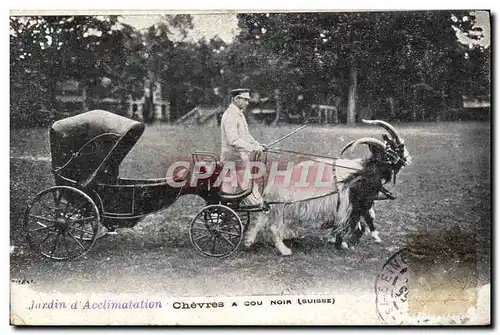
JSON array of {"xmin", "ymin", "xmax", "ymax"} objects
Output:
[
  {"xmin": 332, "ymin": 162, "xmax": 338, "ymax": 194},
  {"xmin": 268, "ymin": 148, "xmax": 337, "ymax": 161},
  {"xmin": 266, "ymin": 161, "xmax": 341, "ymax": 206},
  {"xmin": 333, "ymin": 162, "xmax": 341, "ymax": 213},
  {"xmin": 266, "ymin": 149, "xmax": 361, "ymax": 171},
  {"xmin": 265, "ymin": 190, "xmax": 339, "ymax": 206}
]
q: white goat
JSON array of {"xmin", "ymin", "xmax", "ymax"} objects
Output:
[{"xmin": 244, "ymin": 120, "xmax": 411, "ymax": 256}]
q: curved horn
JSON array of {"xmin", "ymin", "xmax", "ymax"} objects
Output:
[
  {"xmin": 362, "ymin": 119, "xmax": 403, "ymax": 145},
  {"xmin": 341, "ymin": 137, "xmax": 386, "ymax": 155},
  {"xmin": 341, "ymin": 140, "xmax": 357, "ymax": 155}
]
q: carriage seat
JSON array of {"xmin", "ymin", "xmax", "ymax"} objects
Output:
[{"xmin": 217, "ymin": 188, "xmax": 252, "ymax": 201}]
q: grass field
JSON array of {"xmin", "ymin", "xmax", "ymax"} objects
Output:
[{"xmin": 10, "ymin": 121, "xmax": 491, "ymax": 310}]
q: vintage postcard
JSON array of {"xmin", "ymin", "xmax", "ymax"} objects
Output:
[{"xmin": 9, "ymin": 10, "xmax": 491, "ymax": 326}]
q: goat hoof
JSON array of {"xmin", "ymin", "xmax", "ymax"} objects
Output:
[
  {"xmin": 243, "ymin": 239, "xmax": 255, "ymax": 248},
  {"xmin": 281, "ymin": 250, "xmax": 293, "ymax": 256},
  {"xmin": 278, "ymin": 246, "xmax": 293, "ymax": 256},
  {"xmin": 371, "ymin": 231, "xmax": 382, "ymax": 243}
]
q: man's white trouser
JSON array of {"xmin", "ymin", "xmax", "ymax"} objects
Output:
[{"xmin": 220, "ymin": 156, "xmax": 264, "ymax": 207}]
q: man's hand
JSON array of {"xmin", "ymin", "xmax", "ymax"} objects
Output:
[{"xmin": 254, "ymin": 144, "xmax": 265, "ymax": 153}]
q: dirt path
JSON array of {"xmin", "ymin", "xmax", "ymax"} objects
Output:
[{"xmin": 11, "ymin": 229, "xmax": 385, "ymax": 296}]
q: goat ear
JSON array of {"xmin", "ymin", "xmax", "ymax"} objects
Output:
[{"xmin": 382, "ymin": 134, "xmax": 395, "ymax": 147}]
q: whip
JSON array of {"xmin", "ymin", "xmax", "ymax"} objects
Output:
[
  {"xmin": 265, "ymin": 125, "xmax": 307, "ymax": 148},
  {"xmin": 265, "ymin": 99, "xmax": 318, "ymax": 148}
]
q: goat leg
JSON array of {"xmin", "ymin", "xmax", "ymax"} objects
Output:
[
  {"xmin": 347, "ymin": 214, "xmax": 364, "ymax": 247},
  {"xmin": 244, "ymin": 211, "xmax": 267, "ymax": 248},
  {"xmin": 270, "ymin": 224, "xmax": 293, "ymax": 256},
  {"xmin": 363, "ymin": 207, "xmax": 382, "ymax": 243}
]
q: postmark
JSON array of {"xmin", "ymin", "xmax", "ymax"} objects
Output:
[{"xmin": 374, "ymin": 249, "xmax": 410, "ymax": 324}]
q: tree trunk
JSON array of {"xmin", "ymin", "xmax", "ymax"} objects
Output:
[
  {"xmin": 347, "ymin": 64, "xmax": 357, "ymax": 125},
  {"xmin": 412, "ymin": 89, "xmax": 417, "ymax": 121},
  {"xmin": 47, "ymin": 69, "xmax": 58, "ymax": 112},
  {"xmin": 82, "ymin": 86, "xmax": 88, "ymax": 112},
  {"xmin": 143, "ymin": 75, "xmax": 154, "ymax": 122},
  {"xmin": 272, "ymin": 88, "xmax": 281, "ymax": 126},
  {"xmin": 440, "ymin": 89, "xmax": 445, "ymax": 121},
  {"xmin": 388, "ymin": 96, "xmax": 395, "ymax": 120}
]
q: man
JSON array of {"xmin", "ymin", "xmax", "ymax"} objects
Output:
[{"xmin": 220, "ymin": 88, "xmax": 266, "ymax": 208}]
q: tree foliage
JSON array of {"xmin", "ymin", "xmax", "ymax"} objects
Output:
[
  {"xmin": 10, "ymin": 15, "xmax": 137, "ymax": 126},
  {"xmin": 234, "ymin": 11, "xmax": 489, "ymax": 122},
  {"xmin": 10, "ymin": 11, "xmax": 490, "ymax": 127}
]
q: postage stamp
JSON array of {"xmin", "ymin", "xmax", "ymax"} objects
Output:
[
  {"xmin": 375, "ymin": 236, "xmax": 489, "ymax": 325},
  {"xmin": 9, "ymin": 10, "xmax": 491, "ymax": 326}
]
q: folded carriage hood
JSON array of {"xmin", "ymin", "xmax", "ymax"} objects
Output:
[{"xmin": 50, "ymin": 110, "xmax": 145, "ymax": 187}]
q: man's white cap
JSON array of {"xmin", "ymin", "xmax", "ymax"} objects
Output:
[{"xmin": 231, "ymin": 88, "xmax": 251, "ymax": 100}]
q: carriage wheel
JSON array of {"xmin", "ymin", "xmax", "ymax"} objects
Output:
[
  {"xmin": 23, "ymin": 186, "xmax": 100, "ymax": 261},
  {"xmin": 189, "ymin": 204, "xmax": 243, "ymax": 258}
]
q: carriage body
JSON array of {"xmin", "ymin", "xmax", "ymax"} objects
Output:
[
  {"xmin": 24, "ymin": 110, "xmax": 249, "ymax": 260},
  {"xmin": 49, "ymin": 110, "xmax": 186, "ymax": 229}
]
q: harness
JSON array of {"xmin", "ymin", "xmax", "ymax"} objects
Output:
[
  {"xmin": 258, "ymin": 149, "xmax": 342, "ymax": 205},
  {"xmin": 262, "ymin": 146, "xmax": 402, "ymax": 235},
  {"xmin": 237, "ymin": 145, "xmax": 401, "ymax": 207}
]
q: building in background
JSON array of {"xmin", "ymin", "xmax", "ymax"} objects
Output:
[{"xmin": 54, "ymin": 78, "xmax": 170, "ymax": 122}]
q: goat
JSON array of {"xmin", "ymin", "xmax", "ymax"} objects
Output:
[{"xmin": 243, "ymin": 120, "xmax": 411, "ymax": 256}]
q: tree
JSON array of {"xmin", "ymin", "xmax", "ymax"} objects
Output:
[
  {"xmin": 138, "ymin": 15, "xmax": 235, "ymax": 121},
  {"xmin": 235, "ymin": 11, "xmax": 488, "ymax": 123},
  {"xmin": 236, "ymin": 12, "xmax": 371, "ymax": 124},
  {"xmin": 10, "ymin": 15, "xmax": 139, "ymax": 125},
  {"xmin": 10, "ymin": 14, "xmax": 197, "ymax": 124}
]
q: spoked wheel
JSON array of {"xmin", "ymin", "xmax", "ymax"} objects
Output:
[
  {"xmin": 189, "ymin": 204, "xmax": 243, "ymax": 258},
  {"xmin": 23, "ymin": 186, "xmax": 100, "ymax": 261}
]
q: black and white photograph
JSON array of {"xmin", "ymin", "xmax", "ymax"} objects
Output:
[{"xmin": 9, "ymin": 9, "xmax": 491, "ymax": 325}]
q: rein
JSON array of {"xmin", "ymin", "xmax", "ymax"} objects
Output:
[
  {"xmin": 265, "ymin": 189, "xmax": 340, "ymax": 206},
  {"xmin": 254, "ymin": 147, "xmax": 362, "ymax": 206},
  {"xmin": 266, "ymin": 148, "xmax": 362, "ymax": 171},
  {"xmin": 267, "ymin": 148, "xmax": 336, "ymax": 160},
  {"xmin": 261, "ymin": 147, "xmax": 345, "ymax": 206}
]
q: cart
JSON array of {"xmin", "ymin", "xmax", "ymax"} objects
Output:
[{"xmin": 23, "ymin": 110, "xmax": 264, "ymax": 261}]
